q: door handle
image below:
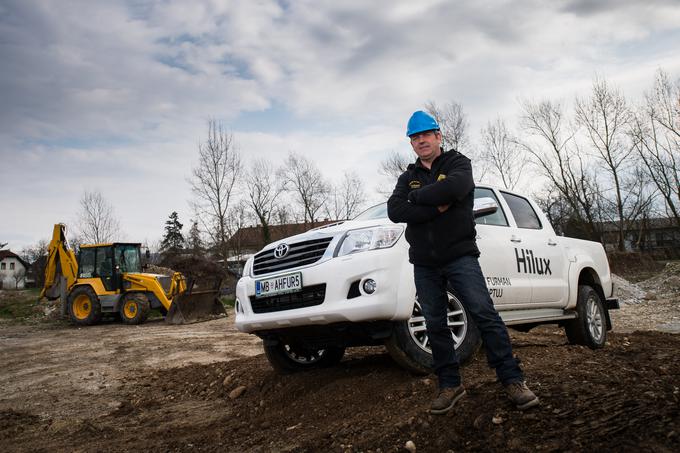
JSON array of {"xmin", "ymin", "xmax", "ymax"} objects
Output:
[
  {"xmin": 547, "ymin": 239, "xmax": 558, "ymax": 246},
  {"xmin": 510, "ymin": 235, "xmax": 522, "ymax": 243}
]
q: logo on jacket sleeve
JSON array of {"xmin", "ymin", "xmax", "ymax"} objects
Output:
[
  {"xmin": 409, "ymin": 180, "xmax": 421, "ymax": 189},
  {"xmin": 437, "ymin": 174, "xmax": 446, "ymax": 181}
]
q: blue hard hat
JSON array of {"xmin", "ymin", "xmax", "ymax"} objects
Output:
[{"xmin": 406, "ymin": 110, "xmax": 440, "ymax": 137}]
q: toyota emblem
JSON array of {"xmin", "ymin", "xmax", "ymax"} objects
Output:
[{"xmin": 274, "ymin": 243, "xmax": 289, "ymax": 259}]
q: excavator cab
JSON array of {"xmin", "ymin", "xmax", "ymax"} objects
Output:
[{"xmin": 78, "ymin": 243, "xmax": 142, "ymax": 291}]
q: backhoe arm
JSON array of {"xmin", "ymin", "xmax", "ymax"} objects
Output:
[{"xmin": 40, "ymin": 224, "xmax": 78, "ymax": 300}]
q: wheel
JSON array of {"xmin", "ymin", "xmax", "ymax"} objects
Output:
[
  {"xmin": 119, "ymin": 293, "xmax": 150, "ymax": 325},
  {"xmin": 67, "ymin": 286, "xmax": 102, "ymax": 326},
  {"xmin": 263, "ymin": 339, "xmax": 345, "ymax": 374},
  {"xmin": 564, "ymin": 285, "xmax": 607, "ymax": 349},
  {"xmin": 386, "ymin": 290, "xmax": 480, "ymax": 374}
]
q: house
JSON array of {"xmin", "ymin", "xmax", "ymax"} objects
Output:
[
  {"xmin": 226, "ymin": 220, "xmax": 339, "ymax": 271},
  {"xmin": 0, "ymin": 250, "xmax": 30, "ymax": 289},
  {"xmin": 599, "ymin": 217, "xmax": 680, "ymax": 258}
]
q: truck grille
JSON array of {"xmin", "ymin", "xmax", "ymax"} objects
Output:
[
  {"xmin": 253, "ymin": 238, "xmax": 333, "ymax": 276},
  {"xmin": 251, "ymin": 284, "xmax": 326, "ymax": 314}
]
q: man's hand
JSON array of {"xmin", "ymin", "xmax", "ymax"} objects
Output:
[{"xmin": 437, "ymin": 204, "xmax": 450, "ymax": 213}]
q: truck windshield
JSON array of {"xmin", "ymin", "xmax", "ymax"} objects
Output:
[
  {"xmin": 115, "ymin": 245, "xmax": 142, "ymax": 273},
  {"xmin": 353, "ymin": 203, "xmax": 388, "ymax": 220}
]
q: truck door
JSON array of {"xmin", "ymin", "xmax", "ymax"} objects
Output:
[
  {"xmin": 499, "ymin": 191, "xmax": 568, "ymax": 306},
  {"xmin": 474, "ymin": 187, "xmax": 532, "ymax": 306}
]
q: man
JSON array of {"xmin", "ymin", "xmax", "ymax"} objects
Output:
[{"xmin": 387, "ymin": 110, "xmax": 539, "ymax": 414}]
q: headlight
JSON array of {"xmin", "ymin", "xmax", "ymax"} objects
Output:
[
  {"xmin": 336, "ymin": 226, "xmax": 404, "ymax": 257},
  {"xmin": 243, "ymin": 256, "xmax": 254, "ymax": 277}
]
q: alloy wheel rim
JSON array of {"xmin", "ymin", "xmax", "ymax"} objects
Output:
[
  {"xmin": 283, "ymin": 344, "xmax": 325, "ymax": 364},
  {"xmin": 408, "ymin": 292, "xmax": 468, "ymax": 354},
  {"xmin": 586, "ymin": 295, "xmax": 604, "ymax": 343}
]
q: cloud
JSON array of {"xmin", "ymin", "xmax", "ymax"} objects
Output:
[{"xmin": 2, "ymin": 0, "xmax": 680, "ymax": 248}]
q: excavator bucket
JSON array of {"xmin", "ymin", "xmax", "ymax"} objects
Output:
[{"xmin": 165, "ymin": 289, "xmax": 227, "ymax": 325}]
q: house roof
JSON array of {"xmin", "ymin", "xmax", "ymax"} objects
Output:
[
  {"xmin": 597, "ymin": 217, "xmax": 680, "ymax": 232},
  {"xmin": 228, "ymin": 220, "xmax": 338, "ymax": 250},
  {"xmin": 0, "ymin": 250, "xmax": 30, "ymax": 269}
]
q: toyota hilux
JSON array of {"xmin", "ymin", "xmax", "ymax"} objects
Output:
[{"xmin": 234, "ymin": 185, "xmax": 619, "ymax": 373}]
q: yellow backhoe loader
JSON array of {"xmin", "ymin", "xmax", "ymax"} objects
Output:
[{"xmin": 40, "ymin": 224, "xmax": 226, "ymax": 325}]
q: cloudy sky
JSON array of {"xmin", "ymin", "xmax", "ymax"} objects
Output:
[{"xmin": 2, "ymin": 0, "xmax": 680, "ymax": 251}]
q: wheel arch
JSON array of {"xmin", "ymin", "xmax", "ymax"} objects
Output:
[
  {"xmin": 567, "ymin": 257, "xmax": 603, "ymax": 309},
  {"xmin": 578, "ymin": 267, "xmax": 605, "ymax": 301},
  {"xmin": 69, "ymin": 283, "xmax": 98, "ymax": 299}
]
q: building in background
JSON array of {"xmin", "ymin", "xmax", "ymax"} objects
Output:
[{"xmin": 0, "ymin": 250, "xmax": 30, "ymax": 289}]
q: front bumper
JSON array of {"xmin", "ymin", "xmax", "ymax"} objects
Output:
[{"xmin": 235, "ymin": 245, "xmax": 414, "ymax": 333}]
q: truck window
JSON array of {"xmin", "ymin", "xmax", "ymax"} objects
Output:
[
  {"xmin": 79, "ymin": 248, "xmax": 96, "ymax": 278},
  {"xmin": 501, "ymin": 192, "xmax": 542, "ymax": 229},
  {"xmin": 473, "ymin": 188, "xmax": 508, "ymax": 226}
]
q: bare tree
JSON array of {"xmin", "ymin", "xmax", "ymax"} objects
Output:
[
  {"xmin": 273, "ymin": 202, "xmax": 293, "ymax": 225},
  {"xmin": 189, "ymin": 120, "xmax": 242, "ymax": 263},
  {"xmin": 20, "ymin": 239, "xmax": 49, "ymax": 289},
  {"xmin": 425, "ymin": 100, "xmax": 469, "ymax": 151},
  {"xmin": 13, "ymin": 268, "xmax": 26, "ymax": 289},
  {"xmin": 534, "ymin": 186, "xmax": 574, "ymax": 235},
  {"xmin": 630, "ymin": 69, "xmax": 680, "ymax": 226},
  {"xmin": 379, "ymin": 150, "xmax": 410, "ymax": 181},
  {"xmin": 377, "ymin": 150, "xmax": 411, "ymax": 197},
  {"xmin": 575, "ymin": 77, "xmax": 634, "ymax": 250},
  {"xmin": 425, "ymin": 100, "xmax": 490, "ymax": 182},
  {"xmin": 480, "ymin": 117, "xmax": 525, "ymax": 189},
  {"xmin": 76, "ymin": 190, "xmax": 121, "ymax": 244},
  {"xmin": 518, "ymin": 99, "xmax": 602, "ymax": 241},
  {"xmin": 246, "ymin": 158, "xmax": 284, "ymax": 244},
  {"xmin": 326, "ymin": 171, "xmax": 367, "ymax": 220},
  {"xmin": 226, "ymin": 198, "xmax": 251, "ymax": 260},
  {"xmin": 278, "ymin": 152, "xmax": 330, "ymax": 227}
]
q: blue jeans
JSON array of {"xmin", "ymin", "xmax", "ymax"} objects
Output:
[{"xmin": 414, "ymin": 255, "xmax": 523, "ymax": 388}]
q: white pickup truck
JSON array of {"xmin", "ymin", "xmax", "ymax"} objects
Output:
[{"xmin": 235, "ymin": 185, "xmax": 619, "ymax": 373}]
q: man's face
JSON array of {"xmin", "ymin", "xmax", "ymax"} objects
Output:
[{"xmin": 410, "ymin": 130, "xmax": 442, "ymax": 162}]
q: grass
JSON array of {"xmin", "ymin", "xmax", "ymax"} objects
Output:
[
  {"xmin": 0, "ymin": 288, "xmax": 42, "ymax": 320},
  {"xmin": 221, "ymin": 296, "xmax": 235, "ymax": 308}
]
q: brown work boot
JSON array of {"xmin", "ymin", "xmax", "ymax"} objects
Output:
[
  {"xmin": 504, "ymin": 381, "xmax": 539, "ymax": 410},
  {"xmin": 430, "ymin": 386, "xmax": 466, "ymax": 415}
]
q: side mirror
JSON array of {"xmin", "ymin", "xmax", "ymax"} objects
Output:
[{"xmin": 473, "ymin": 197, "xmax": 498, "ymax": 218}]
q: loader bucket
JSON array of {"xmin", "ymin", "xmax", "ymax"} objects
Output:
[{"xmin": 165, "ymin": 290, "xmax": 227, "ymax": 324}]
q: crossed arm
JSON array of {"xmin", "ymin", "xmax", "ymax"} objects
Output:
[
  {"xmin": 387, "ymin": 159, "xmax": 474, "ymax": 224},
  {"xmin": 408, "ymin": 159, "xmax": 474, "ymax": 206}
]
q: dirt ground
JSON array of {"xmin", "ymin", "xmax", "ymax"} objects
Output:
[{"xmin": 1, "ymin": 270, "xmax": 679, "ymax": 452}]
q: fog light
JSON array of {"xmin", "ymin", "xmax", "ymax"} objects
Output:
[
  {"xmin": 235, "ymin": 298, "xmax": 242, "ymax": 314},
  {"xmin": 362, "ymin": 279, "xmax": 377, "ymax": 294}
]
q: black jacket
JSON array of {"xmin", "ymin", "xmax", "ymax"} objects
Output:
[{"xmin": 387, "ymin": 149, "xmax": 479, "ymax": 266}]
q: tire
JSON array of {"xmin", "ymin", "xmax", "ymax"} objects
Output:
[
  {"xmin": 263, "ymin": 339, "xmax": 345, "ymax": 374},
  {"xmin": 564, "ymin": 285, "xmax": 607, "ymax": 349},
  {"xmin": 386, "ymin": 290, "xmax": 481, "ymax": 374},
  {"xmin": 119, "ymin": 293, "xmax": 151, "ymax": 325},
  {"xmin": 67, "ymin": 286, "xmax": 102, "ymax": 326}
]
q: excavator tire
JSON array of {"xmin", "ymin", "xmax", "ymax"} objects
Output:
[
  {"xmin": 67, "ymin": 286, "xmax": 102, "ymax": 326},
  {"xmin": 119, "ymin": 293, "xmax": 150, "ymax": 325}
]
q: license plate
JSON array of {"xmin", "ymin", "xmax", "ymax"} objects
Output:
[{"xmin": 255, "ymin": 272, "xmax": 303, "ymax": 298}]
